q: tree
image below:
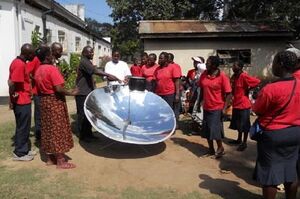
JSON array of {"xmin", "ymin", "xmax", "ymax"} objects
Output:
[
  {"xmin": 107, "ymin": 0, "xmax": 300, "ymax": 58},
  {"xmin": 85, "ymin": 17, "xmax": 113, "ymax": 37}
]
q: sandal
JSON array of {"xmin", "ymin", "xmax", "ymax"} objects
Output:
[
  {"xmin": 213, "ymin": 150, "xmax": 225, "ymax": 159},
  {"xmin": 56, "ymin": 162, "xmax": 76, "ymax": 169}
]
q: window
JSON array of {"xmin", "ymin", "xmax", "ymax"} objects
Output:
[
  {"xmin": 98, "ymin": 45, "xmax": 101, "ymax": 50},
  {"xmin": 35, "ymin": 25, "xmax": 40, "ymax": 33},
  {"xmin": 104, "ymin": 47, "xmax": 106, "ymax": 52},
  {"xmin": 217, "ymin": 49, "xmax": 251, "ymax": 67},
  {"xmin": 58, "ymin": 30, "xmax": 67, "ymax": 51},
  {"xmin": 46, "ymin": 29, "xmax": 52, "ymax": 44},
  {"xmin": 75, "ymin": 37, "xmax": 81, "ymax": 52},
  {"xmin": 87, "ymin": 40, "xmax": 91, "ymax": 46}
]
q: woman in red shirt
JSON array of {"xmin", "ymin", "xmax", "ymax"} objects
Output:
[
  {"xmin": 141, "ymin": 53, "xmax": 159, "ymax": 92},
  {"xmin": 253, "ymin": 51, "xmax": 300, "ymax": 199},
  {"xmin": 153, "ymin": 52, "xmax": 182, "ymax": 120},
  {"xmin": 130, "ymin": 57, "xmax": 142, "ymax": 77},
  {"xmin": 198, "ymin": 56, "xmax": 231, "ymax": 158},
  {"xmin": 229, "ymin": 61, "xmax": 260, "ymax": 151},
  {"xmin": 35, "ymin": 46, "xmax": 78, "ymax": 169}
]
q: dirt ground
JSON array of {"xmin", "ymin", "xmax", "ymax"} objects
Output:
[{"xmin": 0, "ymin": 95, "xmax": 262, "ymax": 198}]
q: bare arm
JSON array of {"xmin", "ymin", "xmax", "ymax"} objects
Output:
[
  {"xmin": 174, "ymin": 78, "xmax": 181, "ymax": 103},
  {"xmin": 54, "ymin": 85, "xmax": 78, "ymax": 96},
  {"xmin": 94, "ymin": 69, "xmax": 121, "ymax": 82},
  {"xmin": 223, "ymin": 93, "xmax": 232, "ymax": 113}
]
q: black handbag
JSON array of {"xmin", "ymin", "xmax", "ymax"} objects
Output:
[{"xmin": 250, "ymin": 77, "xmax": 297, "ymax": 141}]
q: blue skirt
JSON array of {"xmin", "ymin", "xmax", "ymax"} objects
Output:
[
  {"xmin": 200, "ymin": 109, "xmax": 224, "ymax": 140},
  {"xmin": 229, "ymin": 108, "xmax": 251, "ymax": 133},
  {"xmin": 253, "ymin": 126, "xmax": 300, "ymax": 186}
]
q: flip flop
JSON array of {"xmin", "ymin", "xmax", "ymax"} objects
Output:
[{"xmin": 56, "ymin": 162, "xmax": 76, "ymax": 169}]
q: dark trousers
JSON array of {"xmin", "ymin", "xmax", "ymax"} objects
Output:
[
  {"xmin": 160, "ymin": 94, "xmax": 180, "ymax": 120},
  {"xmin": 13, "ymin": 104, "xmax": 31, "ymax": 157},
  {"xmin": 33, "ymin": 95, "xmax": 41, "ymax": 140},
  {"xmin": 75, "ymin": 95, "xmax": 92, "ymax": 139}
]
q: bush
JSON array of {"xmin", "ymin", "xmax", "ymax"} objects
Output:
[{"xmin": 59, "ymin": 53, "xmax": 80, "ymax": 89}]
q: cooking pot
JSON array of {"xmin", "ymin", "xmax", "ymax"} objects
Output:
[{"xmin": 129, "ymin": 76, "xmax": 146, "ymax": 91}]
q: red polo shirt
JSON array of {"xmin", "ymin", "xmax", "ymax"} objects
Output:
[
  {"xmin": 253, "ymin": 78, "xmax": 300, "ymax": 130},
  {"xmin": 141, "ymin": 64, "xmax": 159, "ymax": 81},
  {"xmin": 293, "ymin": 69, "xmax": 300, "ymax": 79},
  {"xmin": 154, "ymin": 64, "xmax": 182, "ymax": 95},
  {"xmin": 9, "ymin": 57, "xmax": 31, "ymax": 105},
  {"xmin": 130, "ymin": 65, "xmax": 142, "ymax": 77},
  {"xmin": 27, "ymin": 56, "xmax": 41, "ymax": 95},
  {"xmin": 231, "ymin": 72, "xmax": 260, "ymax": 109},
  {"xmin": 198, "ymin": 70, "xmax": 232, "ymax": 110},
  {"xmin": 34, "ymin": 64, "xmax": 64, "ymax": 94},
  {"xmin": 187, "ymin": 69, "xmax": 196, "ymax": 80}
]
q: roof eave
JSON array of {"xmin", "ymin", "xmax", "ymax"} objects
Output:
[{"xmin": 140, "ymin": 32, "xmax": 294, "ymax": 39}]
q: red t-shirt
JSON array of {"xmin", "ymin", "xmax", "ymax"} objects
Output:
[
  {"xmin": 9, "ymin": 57, "xmax": 31, "ymax": 105},
  {"xmin": 253, "ymin": 78, "xmax": 300, "ymax": 130},
  {"xmin": 293, "ymin": 69, "xmax": 300, "ymax": 79},
  {"xmin": 141, "ymin": 64, "xmax": 159, "ymax": 81},
  {"xmin": 231, "ymin": 72, "xmax": 260, "ymax": 109},
  {"xmin": 198, "ymin": 70, "xmax": 232, "ymax": 110},
  {"xmin": 34, "ymin": 64, "xmax": 65, "ymax": 94},
  {"xmin": 154, "ymin": 64, "xmax": 182, "ymax": 95},
  {"xmin": 27, "ymin": 56, "xmax": 41, "ymax": 95},
  {"xmin": 130, "ymin": 65, "xmax": 142, "ymax": 77},
  {"xmin": 187, "ymin": 69, "xmax": 196, "ymax": 80}
]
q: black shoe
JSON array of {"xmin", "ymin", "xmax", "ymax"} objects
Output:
[
  {"xmin": 86, "ymin": 134, "xmax": 98, "ymax": 140},
  {"xmin": 228, "ymin": 140, "xmax": 242, "ymax": 145},
  {"xmin": 237, "ymin": 143, "xmax": 247, "ymax": 151}
]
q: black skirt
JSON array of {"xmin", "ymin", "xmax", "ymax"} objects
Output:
[
  {"xmin": 229, "ymin": 108, "xmax": 251, "ymax": 133},
  {"xmin": 200, "ymin": 109, "xmax": 224, "ymax": 140},
  {"xmin": 253, "ymin": 126, "xmax": 300, "ymax": 186}
]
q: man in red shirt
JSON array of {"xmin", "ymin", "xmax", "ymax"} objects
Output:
[
  {"xmin": 27, "ymin": 55, "xmax": 41, "ymax": 141},
  {"xmin": 8, "ymin": 43, "xmax": 35, "ymax": 161},
  {"xmin": 167, "ymin": 53, "xmax": 182, "ymax": 121},
  {"xmin": 229, "ymin": 61, "xmax": 260, "ymax": 151},
  {"xmin": 198, "ymin": 56, "xmax": 231, "ymax": 158}
]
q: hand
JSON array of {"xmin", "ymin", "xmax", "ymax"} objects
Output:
[
  {"xmin": 9, "ymin": 101, "xmax": 14, "ymax": 110},
  {"xmin": 174, "ymin": 94, "xmax": 180, "ymax": 103},
  {"xmin": 123, "ymin": 76, "xmax": 130, "ymax": 85},
  {"xmin": 70, "ymin": 87, "xmax": 79, "ymax": 96}
]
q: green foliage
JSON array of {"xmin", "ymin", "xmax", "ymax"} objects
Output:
[
  {"xmin": 58, "ymin": 53, "xmax": 80, "ymax": 89},
  {"xmin": 85, "ymin": 17, "xmax": 113, "ymax": 37},
  {"xmin": 31, "ymin": 29, "xmax": 43, "ymax": 49},
  {"xmin": 107, "ymin": 0, "xmax": 300, "ymax": 58}
]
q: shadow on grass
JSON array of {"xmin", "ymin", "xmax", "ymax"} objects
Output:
[{"xmin": 199, "ymin": 174, "xmax": 261, "ymax": 199}]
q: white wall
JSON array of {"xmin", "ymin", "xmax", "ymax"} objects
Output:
[
  {"xmin": 0, "ymin": 1, "xmax": 18, "ymax": 96},
  {"xmin": 144, "ymin": 38, "xmax": 287, "ymax": 79},
  {"xmin": 0, "ymin": 2, "xmax": 111, "ymax": 96}
]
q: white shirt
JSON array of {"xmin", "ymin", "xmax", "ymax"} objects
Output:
[{"xmin": 104, "ymin": 60, "xmax": 131, "ymax": 85}]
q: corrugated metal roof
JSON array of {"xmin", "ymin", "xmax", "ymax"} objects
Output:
[{"xmin": 139, "ymin": 20, "xmax": 293, "ymax": 38}]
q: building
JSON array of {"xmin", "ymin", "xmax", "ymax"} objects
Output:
[
  {"xmin": 139, "ymin": 20, "xmax": 294, "ymax": 78},
  {"xmin": 0, "ymin": 0, "xmax": 111, "ymax": 97}
]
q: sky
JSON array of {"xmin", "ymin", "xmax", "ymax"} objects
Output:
[{"xmin": 56, "ymin": 0, "xmax": 113, "ymax": 24}]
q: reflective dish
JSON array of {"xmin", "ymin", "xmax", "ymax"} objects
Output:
[{"xmin": 84, "ymin": 85, "xmax": 176, "ymax": 144}]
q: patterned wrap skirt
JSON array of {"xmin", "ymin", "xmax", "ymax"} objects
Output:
[
  {"xmin": 253, "ymin": 126, "xmax": 300, "ymax": 186},
  {"xmin": 40, "ymin": 95, "xmax": 74, "ymax": 154}
]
